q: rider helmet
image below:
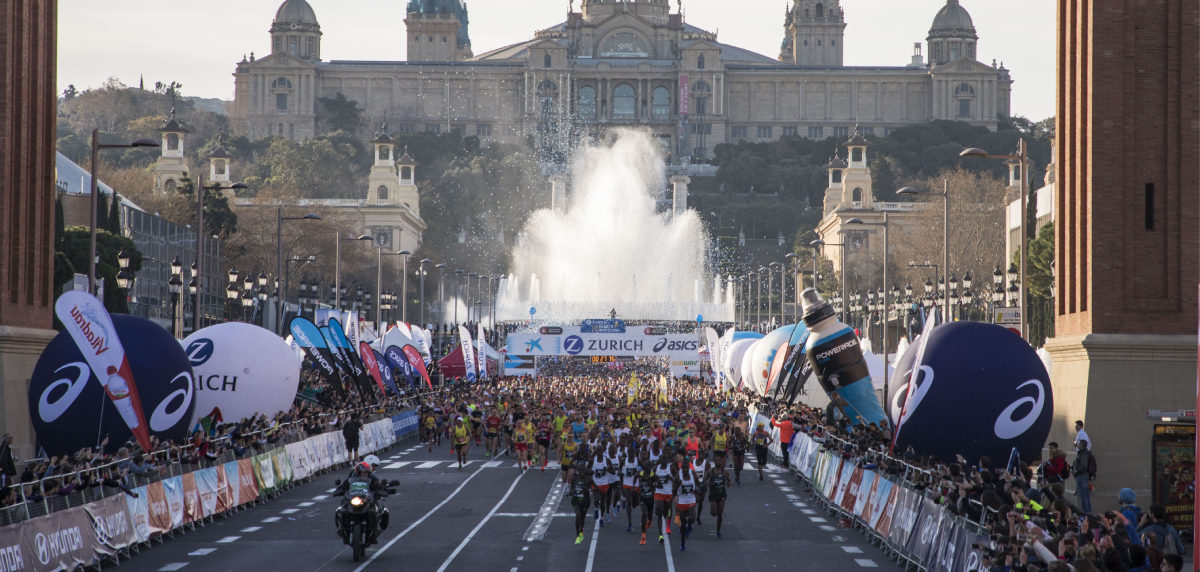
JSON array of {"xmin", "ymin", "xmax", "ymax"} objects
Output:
[
  {"xmin": 364, "ymin": 454, "xmax": 381, "ymax": 469},
  {"xmin": 356, "ymin": 461, "xmax": 372, "ymax": 476}
]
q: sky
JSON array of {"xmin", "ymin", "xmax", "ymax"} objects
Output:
[{"xmin": 58, "ymin": 0, "xmax": 1055, "ymax": 121}]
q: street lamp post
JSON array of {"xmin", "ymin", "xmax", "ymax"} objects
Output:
[
  {"xmin": 284, "ymin": 255, "xmax": 315, "ymax": 326},
  {"xmin": 785, "ymin": 253, "xmax": 800, "ymax": 324},
  {"xmin": 334, "ymin": 234, "xmax": 373, "ymax": 310},
  {"xmin": 195, "ymin": 177, "xmax": 248, "ymax": 332},
  {"xmin": 961, "ymin": 141, "xmax": 1030, "ymax": 341},
  {"xmin": 453, "ymin": 270, "xmax": 463, "ymax": 327},
  {"xmin": 897, "ymin": 184, "xmax": 949, "ymax": 324},
  {"xmin": 375, "ymin": 249, "xmax": 410, "ymax": 332},
  {"xmin": 812, "ymin": 239, "xmax": 848, "ymax": 324},
  {"xmin": 768, "ymin": 261, "xmax": 781, "ymax": 327},
  {"xmin": 276, "ymin": 209, "xmax": 321, "ymax": 334},
  {"xmin": 467, "ymin": 273, "xmax": 478, "ymax": 326},
  {"xmin": 419, "ymin": 259, "xmax": 431, "ymax": 327},
  {"xmin": 436, "ymin": 264, "xmax": 447, "ymax": 335},
  {"xmin": 168, "ymin": 256, "xmax": 183, "ymax": 338},
  {"xmin": 88, "ymin": 132, "xmax": 158, "ymax": 294},
  {"xmin": 845, "ymin": 215, "xmax": 892, "ymax": 406}
]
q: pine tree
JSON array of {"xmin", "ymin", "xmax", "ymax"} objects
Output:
[
  {"xmin": 54, "ymin": 198, "xmax": 65, "ymax": 251},
  {"xmin": 108, "ymin": 192, "xmax": 122, "ymax": 233},
  {"xmin": 96, "ymin": 192, "xmax": 110, "ymax": 231}
]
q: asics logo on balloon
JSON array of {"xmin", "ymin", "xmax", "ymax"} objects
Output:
[
  {"xmin": 898, "ymin": 366, "xmax": 934, "ymax": 425},
  {"xmin": 993, "ymin": 379, "xmax": 1045, "ymax": 440},
  {"xmin": 149, "ymin": 372, "xmax": 194, "ymax": 432},
  {"xmin": 38, "ymin": 362, "xmax": 90, "ymax": 423}
]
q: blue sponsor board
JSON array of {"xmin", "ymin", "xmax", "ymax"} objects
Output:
[
  {"xmin": 581, "ymin": 319, "xmax": 626, "ymax": 334},
  {"xmin": 392, "ymin": 411, "xmax": 419, "ymax": 439}
]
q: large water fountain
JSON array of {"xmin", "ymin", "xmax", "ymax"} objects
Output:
[{"xmin": 496, "ymin": 130, "xmax": 734, "ymax": 322}]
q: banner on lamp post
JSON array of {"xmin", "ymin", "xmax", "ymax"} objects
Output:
[{"xmin": 459, "ymin": 325, "xmax": 477, "ymax": 383}]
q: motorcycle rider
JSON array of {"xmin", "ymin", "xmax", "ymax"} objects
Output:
[{"xmin": 334, "ymin": 462, "xmax": 390, "ymax": 544}]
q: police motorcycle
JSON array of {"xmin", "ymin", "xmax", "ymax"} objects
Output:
[{"xmin": 333, "ymin": 461, "xmax": 399, "ymax": 562}]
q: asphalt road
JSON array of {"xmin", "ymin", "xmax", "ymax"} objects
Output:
[{"xmin": 123, "ymin": 438, "xmax": 904, "ymax": 572}]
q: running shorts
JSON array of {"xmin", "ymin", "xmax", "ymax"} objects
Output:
[
  {"xmin": 653, "ymin": 493, "xmax": 672, "ymax": 502},
  {"xmin": 515, "ymin": 443, "xmax": 527, "ymax": 451}
]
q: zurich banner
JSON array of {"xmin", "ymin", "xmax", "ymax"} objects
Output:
[{"xmin": 507, "ymin": 326, "xmax": 700, "ymax": 360}]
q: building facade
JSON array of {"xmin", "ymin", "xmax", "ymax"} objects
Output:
[
  {"xmin": 232, "ymin": 0, "xmax": 1013, "ymax": 159},
  {"xmin": 1046, "ymin": 0, "xmax": 1198, "ymax": 511}
]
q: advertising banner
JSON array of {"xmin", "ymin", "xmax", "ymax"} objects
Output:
[
  {"xmin": 392, "ymin": 412, "xmax": 418, "ymax": 439},
  {"xmin": 125, "ymin": 486, "xmax": 152, "ymax": 542},
  {"xmin": 1151, "ymin": 424, "xmax": 1195, "ymax": 532},
  {"xmin": 402, "ymin": 346, "xmax": 433, "ymax": 389},
  {"xmin": 143, "ymin": 481, "xmax": 171, "ymax": 536},
  {"xmin": 839, "ymin": 467, "xmax": 863, "ymax": 513},
  {"xmin": 83, "ymin": 495, "xmax": 137, "ymax": 558},
  {"xmin": 477, "ymin": 323, "xmax": 488, "ymax": 380},
  {"xmin": 183, "ymin": 323, "xmax": 300, "ymax": 428},
  {"xmin": 459, "ymin": 326, "xmax": 477, "ymax": 383},
  {"xmin": 161, "ymin": 476, "xmax": 184, "ymax": 529},
  {"xmin": 181, "ymin": 473, "xmax": 200, "ymax": 524},
  {"xmin": 222, "ymin": 462, "xmax": 239, "ymax": 508},
  {"xmin": 30, "ymin": 313, "xmax": 195, "ymax": 456},
  {"xmin": 372, "ymin": 349, "xmax": 399, "ymax": 395},
  {"xmin": 236, "ymin": 458, "xmax": 259, "ymax": 504},
  {"xmin": 254, "ymin": 454, "xmax": 276, "ymax": 496},
  {"xmin": 886, "ymin": 486, "xmax": 919, "ymax": 546},
  {"xmin": 53, "ymin": 291, "xmax": 153, "ymax": 452},
  {"xmin": 0, "ymin": 520, "xmax": 23, "ymax": 572},
  {"xmin": 507, "ymin": 330, "xmax": 701, "ymax": 360},
  {"xmin": 20, "ymin": 504, "xmax": 95, "ymax": 572},
  {"xmin": 358, "ymin": 342, "xmax": 386, "ymax": 394},
  {"xmin": 929, "ymin": 511, "xmax": 960, "ymax": 572},
  {"xmin": 853, "ymin": 470, "xmax": 877, "ymax": 517},
  {"xmin": 289, "ymin": 317, "xmax": 344, "ymax": 394},
  {"xmin": 906, "ymin": 498, "xmax": 943, "ymax": 563},
  {"xmin": 195, "ymin": 467, "xmax": 219, "ymax": 518},
  {"xmin": 384, "ymin": 345, "xmax": 417, "ymax": 390},
  {"xmin": 868, "ymin": 478, "xmax": 895, "ymax": 529}
]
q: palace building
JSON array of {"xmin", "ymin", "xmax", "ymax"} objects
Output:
[{"xmin": 231, "ymin": 0, "xmax": 1014, "ymax": 159}]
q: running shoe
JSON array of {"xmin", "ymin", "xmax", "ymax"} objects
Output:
[
  {"xmin": 627, "ymin": 525, "xmax": 633, "ymax": 532},
  {"xmin": 658, "ymin": 535, "xmax": 664, "ymax": 544},
  {"xmin": 614, "ymin": 504, "xmax": 619, "ymax": 516},
  {"xmin": 716, "ymin": 532, "xmax": 723, "ymax": 539},
  {"xmin": 594, "ymin": 509, "xmax": 599, "ymax": 520},
  {"xmin": 606, "ymin": 513, "xmax": 611, "ymax": 523},
  {"xmin": 680, "ymin": 540, "xmax": 686, "ymax": 551},
  {"xmin": 640, "ymin": 533, "xmax": 646, "ymax": 545},
  {"xmin": 599, "ymin": 518, "xmax": 604, "ymax": 528},
  {"xmin": 759, "ymin": 475, "xmax": 764, "ymax": 481},
  {"xmin": 665, "ymin": 523, "xmax": 671, "ymax": 534},
  {"xmin": 576, "ymin": 533, "xmax": 583, "ymax": 545},
  {"xmin": 736, "ymin": 478, "xmax": 740, "ymax": 485},
  {"xmin": 696, "ymin": 518, "xmax": 702, "ymax": 525}
]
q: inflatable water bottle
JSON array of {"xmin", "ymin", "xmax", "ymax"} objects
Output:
[{"xmin": 800, "ymin": 288, "xmax": 886, "ymax": 426}]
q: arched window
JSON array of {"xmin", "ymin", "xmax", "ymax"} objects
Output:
[
  {"xmin": 271, "ymin": 78, "xmax": 293, "ymax": 89},
  {"xmin": 697, "ymin": 54, "xmax": 705, "ymax": 70},
  {"xmin": 578, "ymin": 86, "xmax": 597, "ymax": 118},
  {"xmin": 954, "ymin": 83, "xmax": 975, "ymax": 96},
  {"xmin": 852, "ymin": 188, "xmax": 863, "ymax": 202},
  {"xmin": 613, "ymin": 84, "xmax": 635, "ymax": 117},
  {"xmin": 164, "ymin": 179, "xmax": 177, "ymax": 193},
  {"xmin": 955, "ymin": 83, "xmax": 975, "ymax": 117},
  {"xmin": 815, "ymin": 3, "xmax": 824, "ymax": 17},
  {"xmin": 851, "ymin": 148, "xmax": 862, "ymax": 162},
  {"xmin": 215, "ymin": 160, "xmax": 227, "ymax": 175},
  {"xmin": 651, "ymin": 87, "xmax": 670, "ymax": 118},
  {"xmin": 377, "ymin": 186, "xmax": 389, "ymax": 200},
  {"xmin": 544, "ymin": 53, "xmax": 552, "ymax": 68}
]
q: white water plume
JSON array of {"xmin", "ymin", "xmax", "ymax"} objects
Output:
[{"xmin": 498, "ymin": 130, "xmax": 733, "ymax": 322}]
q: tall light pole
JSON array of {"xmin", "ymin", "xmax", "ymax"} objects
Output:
[
  {"xmin": 88, "ymin": 132, "xmax": 158, "ymax": 294},
  {"xmin": 812, "ymin": 239, "xmax": 848, "ymax": 323},
  {"xmin": 846, "ymin": 215, "xmax": 891, "ymax": 414},
  {"xmin": 467, "ymin": 273, "xmax": 478, "ymax": 325},
  {"xmin": 276, "ymin": 209, "xmax": 321, "ymax": 334},
  {"xmin": 419, "ymin": 259, "xmax": 431, "ymax": 327},
  {"xmin": 896, "ymin": 184, "xmax": 949, "ymax": 324},
  {"xmin": 453, "ymin": 270, "xmax": 463, "ymax": 326},
  {"xmin": 785, "ymin": 253, "xmax": 800, "ymax": 324},
  {"xmin": 768, "ymin": 261, "xmax": 781, "ymax": 327},
  {"xmin": 375, "ymin": 249, "xmax": 409, "ymax": 332},
  {"xmin": 195, "ymin": 177, "xmax": 247, "ymax": 332},
  {"xmin": 960, "ymin": 141, "xmax": 1030, "ymax": 341},
  {"xmin": 436, "ymin": 263, "xmax": 447, "ymax": 331},
  {"xmin": 399, "ymin": 250, "xmax": 411, "ymax": 324},
  {"xmin": 334, "ymin": 234, "xmax": 373, "ymax": 310}
]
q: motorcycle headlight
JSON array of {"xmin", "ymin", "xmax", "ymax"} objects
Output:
[{"xmin": 350, "ymin": 497, "xmax": 364, "ymax": 507}]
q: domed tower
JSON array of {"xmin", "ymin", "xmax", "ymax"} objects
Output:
[
  {"xmin": 926, "ymin": 0, "xmax": 977, "ymax": 66},
  {"xmin": 271, "ymin": 0, "xmax": 322, "ymax": 61}
]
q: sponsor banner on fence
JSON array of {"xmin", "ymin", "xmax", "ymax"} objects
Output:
[
  {"xmin": 181, "ymin": 473, "xmax": 200, "ymax": 524},
  {"xmin": 0, "ymin": 516, "xmax": 24, "ymax": 572},
  {"xmin": 236, "ymin": 459, "xmax": 259, "ymax": 504},
  {"xmin": 83, "ymin": 495, "xmax": 137, "ymax": 559},
  {"xmin": 161, "ymin": 476, "xmax": 185, "ymax": 529},
  {"xmin": 21, "ymin": 503, "xmax": 94, "ymax": 572},
  {"xmin": 195, "ymin": 468, "xmax": 219, "ymax": 518},
  {"xmin": 887, "ymin": 485, "xmax": 921, "ymax": 548},
  {"xmin": 393, "ymin": 412, "xmax": 418, "ymax": 439},
  {"xmin": 906, "ymin": 497, "xmax": 943, "ymax": 563}
]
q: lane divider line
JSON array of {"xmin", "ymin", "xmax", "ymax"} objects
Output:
[
  {"xmin": 352, "ymin": 464, "xmax": 488, "ymax": 572},
  {"xmin": 584, "ymin": 516, "xmax": 600, "ymax": 572},
  {"xmin": 434, "ymin": 470, "xmax": 525, "ymax": 572}
]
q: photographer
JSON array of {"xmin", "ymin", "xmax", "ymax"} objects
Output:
[{"xmin": 1135, "ymin": 504, "xmax": 1185, "ymax": 556}]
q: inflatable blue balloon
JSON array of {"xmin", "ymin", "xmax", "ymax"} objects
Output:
[
  {"xmin": 30, "ymin": 315, "xmax": 196, "ymax": 455},
  {"xmin": 890, "ymin": 321, "xmax": 1052, "ymax": 466}
]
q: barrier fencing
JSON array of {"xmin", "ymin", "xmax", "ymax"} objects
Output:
[
  {"xmin": 0, "ymin": 409, "xmax": 421, "ymax": 572},
  {"xmin": 746, "ymin": 406, "xmax": 991, "ymax": 572}
]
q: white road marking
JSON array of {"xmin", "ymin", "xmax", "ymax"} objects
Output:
[
  {"xmin": 524, "ymin": 479, "xmax": 568, "ymax": 541},
  {"xmin": 786, "ymin": 494, "xmax": 800, "ymax": 500},
  {"xmin": 773, "ymin": 480, "xmax": 786, "ymax": 484},
  {"xmin": 262, "ymin": 517, "xmax": 281, "ymax": 523},
  {"xmin": 434, "ymin": 470, "xmax": 525, "ymax": 572},
  {"xmin": 280, "ymin": 509, "xmax": 299, "ymax": 514},
  {"xmin": 483, "ymin": 461, "xmax": 504, "ymax": 468},
  {"xmin": 215, "ymin": 536, "xmax": 240, "ymax": 543},
  {"xmin": 522, "ymin": 547, "xmax": 529, "ymax": 551},
  {"xmin": 779, "ymin": 487, "xmax": 793, "ymax": 492},
  {"xmin": 662, "ymin": 518, "xmax": 676, "ymax": 572},
  {"xmin": 585, "ymin": 518, "xmax": 601, "ymax": 572},
  {"xmin": 298, "ymin": 502, "xmax": 315, "ymax": 507},
  {"xmin": 313, "ymin": 495, "xmax": 329, "ymax": 500},
  {"xmin": 801, "ymin": 509, "xmax": 816, "ymax": 515},
  {"xmin": 159, "ymin": 564, "xmax": 188, "ymax": 571},
  {"xmin": 516, "ymin": 556, "xmax": 523, "ymax": 561},
  {"xmin": 188, "ymin": 548, "xmax": 216, "ymax": 556},
  {"xmin": 241, "ymin": 527, "xmax": 262, "ymax": 532},
  {"xmin": 792, "ymin": 502, "xmax": 807, "ymax": 508},
  {"xmin": 855, "ymin": 559, "xmax": 878, "ymax": 567},
  {"xmin": 415, "ymin": 461, "xmax": 444, "ymax": 468},
  {"xmin": 352, "ymin": 464, "xmax": 488, "ymax": 572},
  {"xmin": 383, "ymin": 462, "xmax": 413, "ymax": 469},
  {"xmin": 809, "ymin": 517, "xmax": 827, "ymax": 522},
  {"xmin": 842, "ymin": 546, "xmax": 863, "ymax": 553},
  {"xmin": 326, "ymin": 488, "xmax": 338, "ymax": 493},
  {"xmin": 819, "ymin": 525, "xmax": 837, "ymax": 531}
]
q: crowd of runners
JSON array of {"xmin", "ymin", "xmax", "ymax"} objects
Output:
[{"xmin": 414, "ymin": 375, "xmax": 791, "ymax": 552}]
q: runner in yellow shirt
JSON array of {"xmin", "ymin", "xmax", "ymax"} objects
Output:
[{"xmin": 453, "ymin": 417, "xmax": 471, "ymax": 469}]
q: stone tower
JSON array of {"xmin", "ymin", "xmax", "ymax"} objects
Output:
[
  {"xmin": 781, "ymin": 0, "xmax": 845, "ymax": 66},
  {"xmin": 926, "ymin": 0, "xmax": 977, "ymax": 66},
  {"xmin": 153, "ymin": 109, "xmax": 190, "ymax": 194},
  {"xmin": 405, "ymin": 0, "xmax": 473, "ymax": 62},
  {"xmin": 367, "ymin": 125, "xmax": 398, "ymax": 205}
]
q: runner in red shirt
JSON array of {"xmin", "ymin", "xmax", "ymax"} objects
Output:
[{"xmin": 485, "ymin": 407, "xmax": 502, "ymax": 458}]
